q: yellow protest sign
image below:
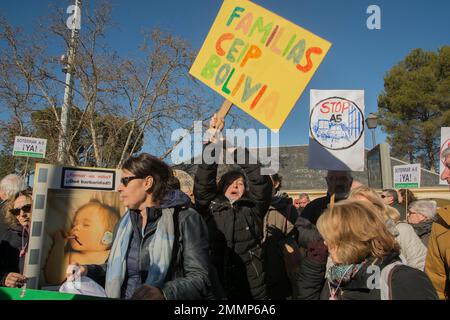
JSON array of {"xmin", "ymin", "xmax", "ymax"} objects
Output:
[{"xmin": 190, "ymin": 0, "xmax": 332, "ymax": 131}]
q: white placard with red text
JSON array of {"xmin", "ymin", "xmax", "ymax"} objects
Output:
[{"xmin": 308, "ymin": 90, "xmax": 365, "ymax": 171}]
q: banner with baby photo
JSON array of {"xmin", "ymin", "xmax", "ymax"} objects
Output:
[
  {"xmin": 308, "ymin": 89, "xmax": 365, "ymax": 171},
  {"xmin": 25, "ymin": 164, "xmax": 124, "ymax": 290}
]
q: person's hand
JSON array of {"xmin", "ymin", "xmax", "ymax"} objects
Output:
[
  {"xmin": 205, "ymin": 113, "xmax": 225, "ymax": 144},
  {"xmin": 209, "ymin": 113, "xmax": 224, "ymax": 131},
  {"xmin": 4, "ymin": 273, "xmax": 27, "ymax": 288},
  {"xmin": 131, "ymin": 284, "xmax": 166, "ymax": 300},
  {"xmin": 65, "ymin": 263, "xmax": 87, "ymax": 281},
  {"xmin": 267, "ymin": 226, "xmax": 285, "ymax": 242}
]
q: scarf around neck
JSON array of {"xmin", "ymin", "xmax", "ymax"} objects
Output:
[
  {"xmin": 105, "ymin": 207, "xmax": 175, "ymax": 299},
  {"xmin": 326, "ymin": 261, "xmax": 365, "ymax": 288},
  {"xmin": 412, "ymin": 220, "xmax": 433, "ymax": 237}
]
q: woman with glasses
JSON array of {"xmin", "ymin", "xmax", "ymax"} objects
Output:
[
  {"xmin": 66, "ymin": 153, "xmax": 212, "ymax": 300},
  {"xmin": 0, "ymin": 189, "xmax": 32, "ymax": 288},
  {"xmin": 349, "ymin": 186, "xmax": 427, "ymax": 271}
]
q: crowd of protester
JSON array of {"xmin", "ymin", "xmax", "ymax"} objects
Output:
[{"xmin": 0, "ymin": 116, "xmax": 449, "ymax": 300}]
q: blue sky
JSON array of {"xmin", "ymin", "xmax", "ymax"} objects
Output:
[{"xmin": 1, "ymin": 0, "xmax": 450, "ymax": 152}]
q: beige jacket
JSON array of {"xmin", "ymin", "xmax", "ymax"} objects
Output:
[
  {"xmin": 395, "ymin": 222, "xmax": 427, "ymax": 271},
  {"xmin": 425, "ymin": 206, "xmax": 450, "ymax": 300}
]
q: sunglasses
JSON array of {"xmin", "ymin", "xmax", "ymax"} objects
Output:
[
  {"xmin": 120, "ymin": 176, "xmax": 143, "ymax": 187},
  {"xmin": 10, "ymin": 204, "xmax": 32, "ymax": 216}
]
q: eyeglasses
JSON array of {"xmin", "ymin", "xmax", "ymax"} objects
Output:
[
  {"xmin": 120, "ymin": 176, "xmax": 143, "ymax": 187},
  {"xmin": 10, "ymin": 204, "xmax": 32, "ymax": 216}
]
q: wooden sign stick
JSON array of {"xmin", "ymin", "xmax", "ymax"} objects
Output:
[
  {"xmin": 330, "ymin": 193, "xmax": 336, "ymax": 209},
  {"xmin": 405, "ymin": 191, "xmax": 408, "ymax": 221}
]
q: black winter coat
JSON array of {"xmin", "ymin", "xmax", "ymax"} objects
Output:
[
  {"xmin": 300, "ymin": 195, "xmax": 331, "ymax": 225},
  {"xmin": 194, "ymin": 146, "xmax": 272, "ymax": 300},
  {"xmin": 297, "ymin": 251, "xmax": 438, "ymax": 300},
  {"xmin": 87, "ymin": 207, "xmax": 212, "ymax": 300},
  {"xmin": 0, "ymin": 224, "xmax": 28, "ymax": 285},
  {"xmin": 0, "ymin": 200, "xmax": 8, "ymax": 237},
  {"xmin": 86, "ymin": 190, "xmax": 212, "ymax": 300}
]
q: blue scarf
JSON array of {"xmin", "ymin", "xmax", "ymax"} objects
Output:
[{"xmin": 104, "ymin": 208, "xmax": 175, "ymax": 298}]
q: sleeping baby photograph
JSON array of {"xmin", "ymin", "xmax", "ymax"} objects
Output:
[{"xmin": 43, "ymin": 191, "xmax": 121, "ymax": 285}]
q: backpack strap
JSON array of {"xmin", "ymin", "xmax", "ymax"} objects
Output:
[{"xmin": 380, "ymin": 261, "xmax": 403, "ymax": 300}]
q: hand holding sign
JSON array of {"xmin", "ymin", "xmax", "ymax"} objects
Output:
[{"xmin": 205, "ymin": 113, "xmax": 225, "ymax": 144}]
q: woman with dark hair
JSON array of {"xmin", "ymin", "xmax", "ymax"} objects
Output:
[
  {"xmin": 397, "ymin": 188, "xmax": 418, "ymax": 212},
  {"xmin": 0, "ymin": 189, "xmax": 32, "ymax": 288},
  {"xmin": 194, "ymin": 115, "xmax": 272, "ymax": 300},
  {"xmin": 67, "ymin": 153, "xmax": 211, "ymax": 300}
]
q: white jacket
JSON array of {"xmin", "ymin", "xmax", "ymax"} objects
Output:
[{"xmin": 395, "ymin": 222, "xmax": 427, "ymax": 271}]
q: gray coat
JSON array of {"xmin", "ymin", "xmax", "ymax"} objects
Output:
[{"xmin": 395, "ymin": 222, "xmax": 427, "ymax": 271}]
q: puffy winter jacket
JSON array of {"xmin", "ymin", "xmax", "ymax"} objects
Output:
[{"xmin": 194, "ymin": 145, "xmax": 272, "ymax": 300}]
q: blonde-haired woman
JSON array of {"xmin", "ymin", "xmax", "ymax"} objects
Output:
[
  {"xmin": 349, "ymin": 186, "xmax": 427, "ymax": 270},
  {"xmin": 315, "ymin": 200, "xmax": 437, "ymax": 300},
  {"xmin": 0, "ymin": 189, "xmax": 32, "ymax": 288}
]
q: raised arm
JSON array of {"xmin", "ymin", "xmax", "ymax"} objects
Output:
[
  {"xmin": 193, "ymin": 115, "xmax": 223, "ymax": 216},
  {"xmin": 193, "ymin": 146, "xmax": 219, "ymax": 216},
  {"xmin": 237, "ymin": 147, "xmax": 272, "ymax": 218}
]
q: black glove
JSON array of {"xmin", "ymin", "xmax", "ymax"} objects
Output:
[{"xmin": 266, "ymin": 226, "xmax": 285, "ymax": 241}]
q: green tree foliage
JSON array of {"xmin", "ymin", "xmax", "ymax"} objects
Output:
[{"xmin": 378, "ymin": 46, "xmax": 450, "ymax": 171}]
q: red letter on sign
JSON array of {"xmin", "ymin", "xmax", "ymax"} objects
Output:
[
  {"xmin": 320, "ymin": 102, "xmax": 330, "ymax": 114},
  {"xmin": 296, "ymin": 47, "xmax": 323, "ymax": 73},
  {"xmin": 216, "ymin": 33, "xmax": 234, "ymax": 56}
]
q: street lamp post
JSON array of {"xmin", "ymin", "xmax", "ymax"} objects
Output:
[
  {"xmin": 365, "ymin": 113, "xmax": 378, "ymax": 148},
  {"xmin": 57, "ymin": 0, "xmax": 82, "ymax": 164}
]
